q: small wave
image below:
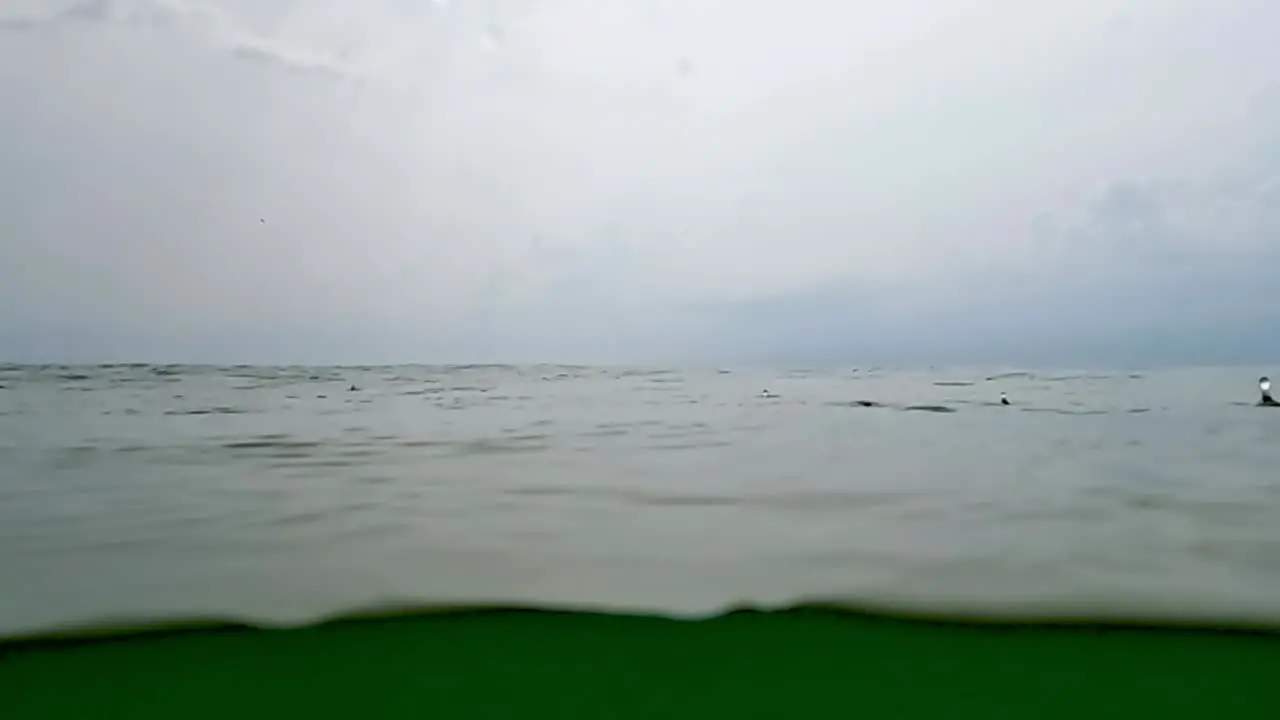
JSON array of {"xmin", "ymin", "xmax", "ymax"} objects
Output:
[
  {"xmin": 646, "ymin": 429, "xmax": 717, "ymax": 441},
  {"xmin": 221, "ymin": 440, "xmax": 323, "ymax": 450},
  {"xmin": 400, "ymin": 387, "xmax": 446, "ymax": 396},
  {"xmin": 271, "ymin": 509, "xmax": 333, "ymax": 526},
  {"xmin": 265, "ymin": 458, "xmax": 363, "ymax": 468},
  {"xmin": 1018, "ymin": 408, "xmax": 1109, "ymax": 416},
  {"xmin": 646, "ymin": 440, "xmax": 734, "ymax": 451},
  {"xmin": 580, "ymin": 428, "xmax": 631, "ymax": 438},
  {"xmin": 439, "ymin": 363, "xmax": 519, "ymax": 372},
  {"xmin": 615, "ymin": 369, "xmax": 679, "ymax": 379},
  {"xmin": 395, "ymin": 439, "xmax": 450, "ymax": 448},
  {"xmin": 381, "ymin": 437, "xmax": 554, "ymax": 456},
  {"xmin": 503, "ymin": 433, "xmax": 551, "ymax": 443},
  {"xmin": 164, "ymin": 407, "xmax": 249, "ymax": 416},
  {"xmin": 825, "ymin": 400, "xmax": 955, "ymax": 413},
  {"xmin": 825, "ymin": 400, "xmax": 885, "ymax": 408},
  {"xmin": 902, "ymin": 404, "xmax": 956, "ymax": 414},
  {"xmin": 985, "ymin": 372, "xmax": 1033, "ymax": 381},
  {"xmin": 753, "ymin": 490, "xmax": 919, "ymax": 511},
  {"xmin": 637, "ymin": 494, "xmax": 740, "ymax": 507}
]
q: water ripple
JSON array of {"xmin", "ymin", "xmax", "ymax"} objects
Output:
[{"xmin": 2, "ymin": 363, "xmax": 1279, "ymax": 638}]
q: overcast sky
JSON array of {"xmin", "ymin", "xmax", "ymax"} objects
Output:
[{"xmin": 1, "ymin": 0, "xmax": 1277, "ymax": 365}]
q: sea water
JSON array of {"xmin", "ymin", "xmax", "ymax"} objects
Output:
[{"xmin": 1, "ymin": 363, "xmax": 1277, "ymax": 638}]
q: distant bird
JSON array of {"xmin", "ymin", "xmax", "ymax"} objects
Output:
[
  {"xmin": 1000, "ymin": 392, "xmax": 1010, "ymax": 406},
  {"xmin": 1259, "ymin": 376, "xmax": 1277, "ymax": 406},
  {"xmin": 760, "ymin": 389, "xmax": 779, "ymax": 399},
  {"xmin": 259, "ymin": 218, "xmax": 266, "ymax": 224}
]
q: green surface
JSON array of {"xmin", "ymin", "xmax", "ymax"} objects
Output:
[{"xmin": 2, "ymin": 606, "xmax": 1278, "ymax": 718}]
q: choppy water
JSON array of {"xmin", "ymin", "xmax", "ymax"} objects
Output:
[{"xmin": 1, "ymin": 363, "xmax": 1278, "ymax": 638}]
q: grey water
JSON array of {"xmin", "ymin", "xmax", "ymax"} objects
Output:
[{"xmin": 0, "ymin": 363, "xmax": 1278, "ymax": 638}]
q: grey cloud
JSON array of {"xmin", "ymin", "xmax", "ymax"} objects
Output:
[
  {"xmin": 1, "ymin": 0, "xmax": 158, "ymax": 32},
  {"xmin": 0, "ymin": 2, "xmax": 83, "ymax": 30},
  {"xmin": 689, "ymin": 102, "xmax": 1280, "ymax": 366},
  {"xmin": 1, "ymin": 0, "xmax": 358, "ymax": 81},
  {"xmin": 225, "ymin": 43, "xmax": 349, "ymax": 80},
  {"xmin": 2, "ymin": 0, "xmax": 1280, "ymax": 365},
  {"xmin": 62, "ymin": 0, "xmax": 110, "ymax": 22}
]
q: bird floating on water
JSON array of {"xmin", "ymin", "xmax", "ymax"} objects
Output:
[{"xmin": 1259, "ymin": 376, "xmax": 1276, "ymax": 406}]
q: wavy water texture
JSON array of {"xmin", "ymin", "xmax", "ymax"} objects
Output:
[{"xmin": 0, "ymin": 364, "xmax": 1278, "ymax": 642}]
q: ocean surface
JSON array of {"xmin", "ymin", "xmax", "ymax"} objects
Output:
[{"xmin": 1, "ymin": 363, "xmax": 1278, "ymax": 639}]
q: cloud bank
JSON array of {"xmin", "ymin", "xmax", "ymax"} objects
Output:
[{"xmin": 1, "ymin": 0, "xmax": 1277, "ymax": 365}]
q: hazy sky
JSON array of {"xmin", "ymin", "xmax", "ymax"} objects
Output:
[{"xmin": 1, "ymin": 0, "xmax": 1277, "ymax": 365}]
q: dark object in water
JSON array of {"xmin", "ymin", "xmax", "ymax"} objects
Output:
[
  {"xmin": 1000, "ymin": 392, "xmax": 1010, "ymax": 406},
  {"xmin": 903, "ymin": 405, "xmax": 956, "ymax": 413},
  {"xmin": 841, "ymin": 400, "xmax": 953, "ymax": 413}
]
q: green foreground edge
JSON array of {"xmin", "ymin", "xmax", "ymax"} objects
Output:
[{"xmin": 2, "ymin": 604, "xmax": 1278, "ymax": 718}]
